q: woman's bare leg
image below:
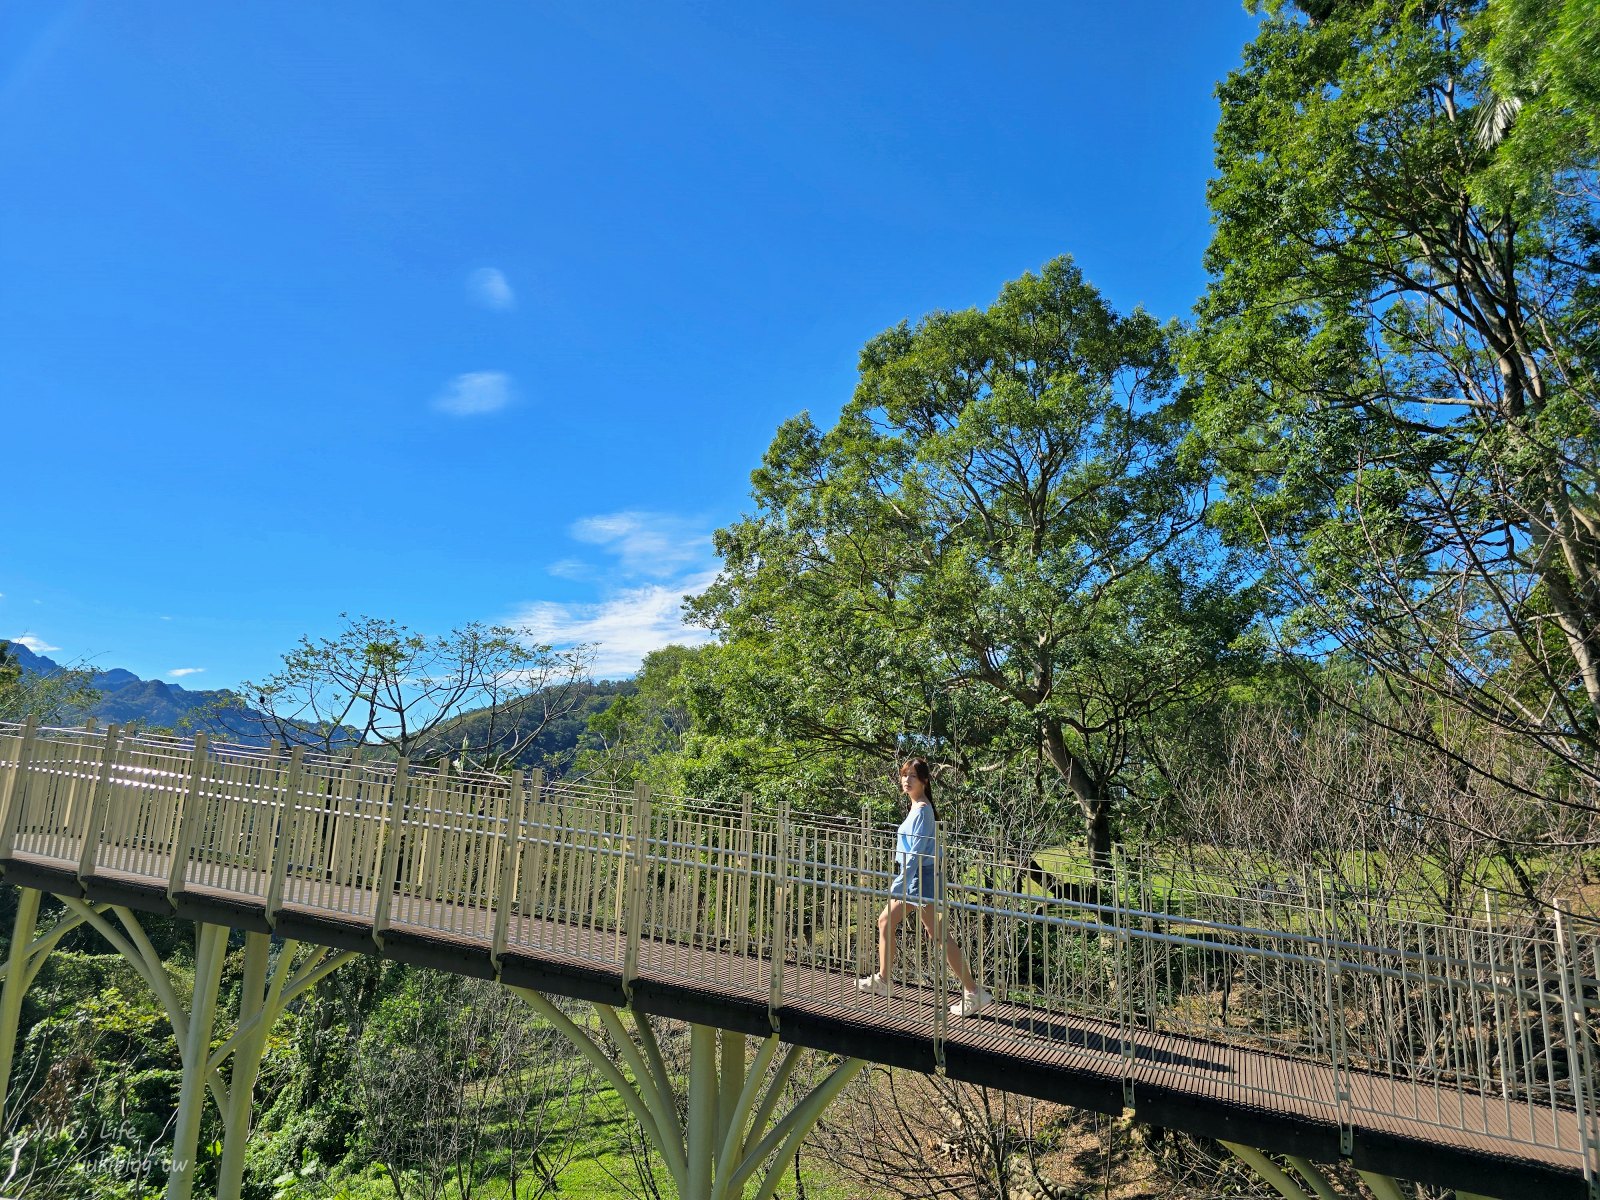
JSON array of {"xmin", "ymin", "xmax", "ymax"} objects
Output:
[
  {"xmin": 876, "ymin": 900, "xmax": 909, "ymax": 977},
  {"xmin": 918, "ymin": 906, "xmax": 978, "ymax": 993}
]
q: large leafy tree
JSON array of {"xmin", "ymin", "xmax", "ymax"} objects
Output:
[
  {"xmin": 691, "ymin": 258, "xmax": 1256, "ymax": 863},
  {"xmin": 1186, "ymin": 0, "xmax": 1600, "ymax": 798}
]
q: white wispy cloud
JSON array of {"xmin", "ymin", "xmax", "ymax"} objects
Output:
[
  {"xmin": 168, "ymin": 667, "xmax": 205, "ymax": 678},
  {"xmin": 511, "ymin": 573, "xmax": 717, "ymax": 677},
  {"xmin": 467, "ymin": 267, "xmax": 515, "ymax": 311},
  {"xmin": 546, "ymin": 558, "xmax": 593, "ymax": 581},
  {"xmin": 9, "ymin": 635, "xmax": 59, "ymax": 654},
  {"xmin": 569, "ymin": 511, "xmax": 712, "ymax": 579},
  {"xmin": 513, "ymin": 512, "xmax": 723, "ymax": 676},
  {"xmin": 432, "ymin": 371, "xmax": 513, "ymax": 417}
]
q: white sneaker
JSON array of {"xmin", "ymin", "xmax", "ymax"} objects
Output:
[
  {"xmin": 949, "ymin": 988, "xmax": 991, "ymax": 1017},
  {"xmin": 856, "ymin": 972, "xmax": 891, "ymax": 997}
]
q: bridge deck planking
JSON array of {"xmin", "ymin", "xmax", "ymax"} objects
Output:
[{"xmin": 1, "ymin": 842, "xmax": 1587, "ymax": 1199}]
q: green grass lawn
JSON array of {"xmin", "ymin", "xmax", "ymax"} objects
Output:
[{"xmin": 302, "ymin": 1058, "xmax": 880, "ymax": 1200}]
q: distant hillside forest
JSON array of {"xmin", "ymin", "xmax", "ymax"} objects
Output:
[
  {"xmin": 434, "ymin": 678, "xmax": 636, "ymax": 774},
  {"xmin": 0, "ymin": 638, "xmax": 635, "ymax": 777}
]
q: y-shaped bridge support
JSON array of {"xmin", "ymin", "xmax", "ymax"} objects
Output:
[
  {"xmin": 0, "ymin": 890, "xmax": 114, "ymax": 1120},
  {"xmin": 511, "ymin": 989, "xmax": 865, "ymax": 1200},
  {"xmin": 1221, "ymin": 1141, "xmax": 1500, "ymax": 1200},
  {"xmin": 0, "ymin": 888, "xmax": 354, "ymax": 1200}
]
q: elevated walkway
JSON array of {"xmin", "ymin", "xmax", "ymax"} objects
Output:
[{"xmin": 1, "ymin": 720, "xmax": 1596, "ymax": 1199}]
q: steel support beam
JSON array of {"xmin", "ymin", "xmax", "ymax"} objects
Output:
[
  {"xmin": 1355, "ymin": 1169, "xmax": 1410, "ymax": 1200},
  {"xmin": 0, "ymin": 886, "xmax": 41, "ymax": 1121},
  {"xmin": 167, "ymin": 921, "xmax": 229, "ymax": 1200},
  {"xmin": 14, "ymin": 897, "xmax": 353, "ymax": 1200},
  {"xmin": 0, "ymin": 894, "xmax": 110, "ymax": 1122},
  {"xmin": 1225, "ymin": 1140, "xmax": 1505, "ymax": 1200},
  {"xmin": 510, "ymin": 990, "xmax": 865, "ymax": 1200},
  {"xmin": 1222, "ymin": 1142, "xmax": 1331, "ymax": 1200}
]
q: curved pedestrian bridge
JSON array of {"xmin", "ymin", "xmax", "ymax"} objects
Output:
[{"xmin": 1, "ymin": 720, "xmax": 1595, "ymax": 1199}]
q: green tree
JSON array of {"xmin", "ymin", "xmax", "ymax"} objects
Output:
[
  {"xmin": 571, "ymin": 645, "xmax": 699, "ymax": 792},
  {"xmin": 0, "ymin": 641, "xmax": 97, "ymax": 725},
  {"xmin": 1186, "ymin": 0, "xmax": 1600, "ymax": 799},
  {"xmin": 1475, "ymin": 0, "xmax": 1600, "ymax": 202},
  {"xmin": 691, "ymin": 258, "xmax": 1257, "ymax": 863}
]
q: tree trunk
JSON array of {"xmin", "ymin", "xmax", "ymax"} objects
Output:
[
  {"xmin": 1040, "ymin": 724, "xmax": 1113, "ymax": 888},
  {"xmin": 1086, "ymin": 799, "xmax": 1113, "ymax": 874}
]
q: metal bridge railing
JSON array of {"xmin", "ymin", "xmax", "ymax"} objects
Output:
[{"xmin": 0, "ymin": 719, "xmax": 1595, "ymax": 1182}]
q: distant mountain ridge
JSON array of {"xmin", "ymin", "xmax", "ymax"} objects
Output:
[
  {"xmin": 6, "ymin": 642, "xmax": 280, "ymax": 743},
  {"xmin": 4, "ymin": 643, "xmax": 630, "ymax": 770}
]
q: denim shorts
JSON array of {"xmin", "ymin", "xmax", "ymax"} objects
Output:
[{"xmin": 890, "ymin": 862, "xmax": 943, "ymax": 906}]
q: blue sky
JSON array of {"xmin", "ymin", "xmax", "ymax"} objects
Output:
[{"xmin": 2, "ymin": 1, "xmax": 1260, "ymax": 686}]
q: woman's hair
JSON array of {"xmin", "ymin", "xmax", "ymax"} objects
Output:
[{"xmin": 900, "ymin": 758, "xmax": 938, "ymax": 821}]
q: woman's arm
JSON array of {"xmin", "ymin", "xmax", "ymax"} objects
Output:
[{"xmin": 903, "ymin": 804, "xmax": 937, "ymax": 870}]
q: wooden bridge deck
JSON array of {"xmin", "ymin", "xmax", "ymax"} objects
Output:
[{"xmin": 2, "ymin": 845, "xmax": 1588, "ymax": 1200}]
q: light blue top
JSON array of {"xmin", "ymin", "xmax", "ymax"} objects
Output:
[{"xmin": 894, "ymin": 801, "xmax": 938, "ymax": 874}]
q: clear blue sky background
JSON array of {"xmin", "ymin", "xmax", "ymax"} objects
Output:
[{"xmin": 2, "ymin": 1, "xmax": 1260, "ymax": 687}]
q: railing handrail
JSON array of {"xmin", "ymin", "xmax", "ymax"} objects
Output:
[{"xmin": 3, "ymin": 720, "xmax": 1597, "ymax": 1180}]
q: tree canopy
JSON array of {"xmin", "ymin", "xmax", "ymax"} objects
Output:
[
  {"xmin": 1187, "ymin": 0, "xmax": 1600, "ymax": 795},
  {"xmin": 690, "ymin": 258, "xmax": 1259, "ymax": 859}
]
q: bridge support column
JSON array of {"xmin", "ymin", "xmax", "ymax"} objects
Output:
[
  {"xmin": 1353, "ymin": 1169, "xmax": 1409, "ymax": 1200},
  {"xmin": 1223, "ymin": 1142, "xmax": 1458, "ymax": 1200},
  {"xmin": 0, "ymin": 886, "xmax": 40, "ymax": 1123},
  {"xmin": 43, "ymin": 902, "xmax": 354, "ymax": 1200},
  {"xmin": 0, "ymin": 888, "xmax": 111, "ymax": 1120},
  {"xmin": 209, "ymin": 932, "xmax": 355, "ymax": 1200},
  {"xmin": 167, "ymin": 921, "xmax": 229, "ymax": 1200},
  {"xmin": 511, "ymin": 990, "xmax": 866, "ymax": 1200},
  {"xmin": 1221, "ymin": 1142, "xmax": 1340, "ymax": 1200}
]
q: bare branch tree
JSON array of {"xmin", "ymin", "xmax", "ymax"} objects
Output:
[{"xmin": 218, "ymin": 614, "xmax": 593, "ymax": 766}]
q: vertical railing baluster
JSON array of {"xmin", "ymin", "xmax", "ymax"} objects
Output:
[
  {"xmin": 533, "ymin": 792, "xmax": 560, "ymax": 947},
  {"xmin": 372, "ymin": 759, "xmax": 411, "ymax": 941},
  {"xmin": 266, "ymin": 748, "xmax": 306, "ymax": 920},
  {"xmin": 856, "ymin": 803, "xmax": 871, "ymax": 983},
  {"xmin": 517, "ymin": 770, "xmax": 545, "ymax": 947},
  {"xmin": 1466, "ymin": 920, "xmax": 1492, "ymax": 1132},
  {"xmin": 932, "ymin": 817, "xmax": 949, "ymax": 1073},
  {"xmin": 1319, "ymin": 874, "xmax": 1352, "ymax": 1153},
  {"xmin": 768, "ymin": 803, "xmax": 789, "ymax": 1033},
  {"xmin": 415, "ymin": 772, "xmax": 442, "ymax": 927},
  {"xmin": 74, "ymin": 725, "xmax": 121, "ymax": 882},
  {"xmin": 1110, "ymin": 847, "xmax": 1134, "ymax": 1107},
  {"xmin": 556, "ymin": 799, "xmax": 576, "ymax": 950},
  {"xmin": 491, "ymin": 771, "xmax": 527, "ymax": 966},
  {"xmin": 717, "ymin": 811, "xmax": 733, "ymax": 971},
  {"xmin": 165, "ymin": 733, "xmax": 210, "ymax": 904},
  {"xmin": 1483, "ymin": 891, "xmax": 1516, "ymax": 1136},
  {"xmin": 330, "ymin": 749, "xmax": 359, "ymax": 903},
  {"xmin": 569, "ymin": 805, "xmax": 590, "ymax": 954},
  {"xmin": 0, "ymin": 716, "xmax": 39, "ymax": 863},
  {"xmin": 105, "ymin": 737, "xmax": 138, "ymax": 874},
  {"xmin": 1588, "ymin": 932, "xmax": 1600, "ymax": 1196},
  {"xmin": 53, "ymin": 728, "xmax": 91, "ymax": 862},
  {"xmin": 74, "ymin": 724, "xmax": 121, "ymax": 882},
  {"xmin": 622, "ymin": 782, "xmax": 651, "ymax": 998},
  {"xmin": 737, "ymin": 794, "xmax": 753, "ymax": 958},
  {"xmin": 613, "ymin": 785, "xmax": 633, "ymax": 962},
  {"xmin": 1555, "ymin": 902, "xmax": 1599, "ymax": 1195}
]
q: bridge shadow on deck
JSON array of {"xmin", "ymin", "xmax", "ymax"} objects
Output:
[
  {"xmin": 986, "ymin": 1009, "xmax": 1228, "ymax": 1073},
  {"xmin": 0, "ymin": 845, "xmax": 1588, "ymax": 1200}
]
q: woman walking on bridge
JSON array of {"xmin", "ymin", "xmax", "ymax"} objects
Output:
[{"xmin": 857, "ymin": 758, "xmax": 991, "ymax": 1016}]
